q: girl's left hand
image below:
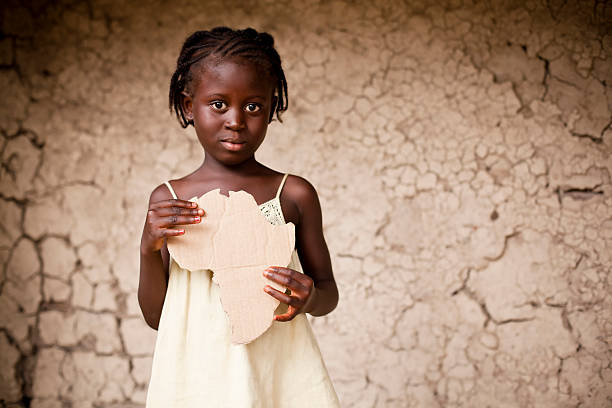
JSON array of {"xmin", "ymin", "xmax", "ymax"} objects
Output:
[{"xmin": 263, "ymin": 267, "xmax": 316, "ymax": 322}]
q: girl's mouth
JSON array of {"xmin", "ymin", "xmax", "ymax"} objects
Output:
[{"xmin": 220, "ymin": 140, "xmax": 246, "ymax": 151}]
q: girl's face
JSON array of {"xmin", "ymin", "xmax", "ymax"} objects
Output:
[{"xmin": 182, "ymin": 57, "xmax": 276, "ymax": 167}]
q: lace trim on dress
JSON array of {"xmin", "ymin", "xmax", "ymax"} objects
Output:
[
  {"xmin": 259, "ymin": 173, "xmax": 288, "ymax": 225},
  {"xmin": 259, "ymin": 198, "xmax": 285, "ymax": 226}
]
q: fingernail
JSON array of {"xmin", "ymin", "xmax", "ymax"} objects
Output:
[
  {"xmin": 179, "ymin": 229, "xmax": 185, "ymax": 234},
  {"xmin": 194, "ymin": 216, "xmax": 200, "ymax": 222},
  {"xmin": 198, "ymin": 209, "xmax": 204, "ymax": 215},
  {"xmin": 263, "ymin": 270, "xmax": 270, "ymax": 277},
  {"xmin": 191, "ymin": 202, "xmax": 196, "ymax": 207}
]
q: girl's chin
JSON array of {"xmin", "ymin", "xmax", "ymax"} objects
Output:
[{"xmin": 205, "ymin": 152, "xmax": 255, "ymax": 167}]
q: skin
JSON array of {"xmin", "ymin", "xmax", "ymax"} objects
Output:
[{"xmin": 139, "ymin": 56, "xmax": 338, "ymax": 330}]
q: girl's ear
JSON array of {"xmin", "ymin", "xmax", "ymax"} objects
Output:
[
  {"xmin": 182, "ymin": 91, "xmax": 194, "ymax": 125},
  {"xmin": 268, "ymin": 96, "xmax": 278, "ymax": 123}
]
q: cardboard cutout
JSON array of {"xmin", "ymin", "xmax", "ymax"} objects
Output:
[{"xmin": 167, "ymin": 189, "xmax": 295, "ymax": 344}]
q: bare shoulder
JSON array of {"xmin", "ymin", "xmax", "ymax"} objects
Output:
[
  {"xmin": 283, "ymin": 174, "xmax": 318, "ymax": 199},
  {"xmin": 148, "ymin": 182, "xmax": 174, "ymax": 205},
  {"xmin": 282, "ymin": 175, "xmax": 322, "ymax": 219}
]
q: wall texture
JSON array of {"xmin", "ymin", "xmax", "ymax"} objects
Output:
[{"xmin": 1, "ymin": 0, "xmax": 611, "ymax": 407}]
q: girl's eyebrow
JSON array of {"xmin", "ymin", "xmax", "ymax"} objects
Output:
[
  {"xmin": 205, "ymin": 93, "xmax": 268, "ymax": 100},
  {"xmin": 244, "ymin": 95, "xmax": 267, "ymax": 101},
  {"xmin": 205, "ymin": 93, "xmax": 226, "ymax": 99}
]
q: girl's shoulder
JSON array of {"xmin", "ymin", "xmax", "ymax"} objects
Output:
[
  {"xmin": 147, "ymin": 172, "xmax": 208, "ymax": 204},
  {"xmin": 282, "ymin": 174, "xmax": 319, "ymax": 204},
  {"xmin": 148, "ymin": 181, "xmax": 175, "ymax": 205},
  {"xmin": 280, "ymin": 174, "xmax": 323, "ymax": 225}
]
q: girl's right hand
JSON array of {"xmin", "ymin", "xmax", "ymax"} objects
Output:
[{"xmin": 140, "ymin": 199, "xmax": 204, "ymax": 253}]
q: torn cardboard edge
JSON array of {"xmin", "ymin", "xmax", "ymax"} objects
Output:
[{"xmin": 167, "ymin": 189, "xmax": 295, "ymax": 344}]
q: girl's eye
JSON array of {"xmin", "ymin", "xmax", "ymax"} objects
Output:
[
  {"xmin": 211, "ymin": 101, "xmax": 227, "ymax": 110},
  {"xmin": 245, "ymin": 103, "xmax": 261, "ymax": 113}
]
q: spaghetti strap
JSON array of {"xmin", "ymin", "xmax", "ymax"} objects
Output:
[
  {"xmin": 164, "ymin": 181, "xmax": 178, "ymax": 199},
  {"xmin": 276, "ymin": 173, "xmax": 289, "ymax": 198}
]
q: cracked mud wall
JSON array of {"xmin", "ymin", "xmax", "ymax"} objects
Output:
[{"xmin": 1, "ymin": 0, "xmax": 611, "ymax": 407}]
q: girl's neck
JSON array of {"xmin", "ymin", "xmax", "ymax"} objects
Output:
[{"xmin": 199, "ymin": 154, "xmax": 263, "ymax": 178}]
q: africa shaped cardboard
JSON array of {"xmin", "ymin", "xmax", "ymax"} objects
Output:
[{"xmin": 167, "ymin": 189, "xmax": 295, "ymax": 344}]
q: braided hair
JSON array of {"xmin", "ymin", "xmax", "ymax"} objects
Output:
[{"xmin": 169, "ymin": 27, "xmax": 289, "ymax": 128}]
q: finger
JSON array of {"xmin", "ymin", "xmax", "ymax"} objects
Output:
[
  {"xmin": 148, "ymin": 209, "xmax": 197, "ymax": 224},
  {"xmin": 264, "ymin": 268, "xmax": 308, "ymax": 292},
  {"xmin": 264, "ymin": 286, "xmax": 301, "ymax": 307},
  {"xmin": 274, "ymin": 308, "xmax": 298, "ymax": 322},
  {"xmin": 154, "ymin": 207, "xmax": 205, "ymax": 217},
  {"xmin": 159, "ymin": 228, "xmax": 185, "ymax": 237},
  {"xmin": 157, "ymin": 215, "xmax": 202, "ymax": 228},
  {"xmin": 266, "ymin": 267, "xmax": 311, "ymax": 284},
  {"xmin": 149, "ymin": 199, "xmax": 199, "ymax": 210},
  {"xmin": 266, "ymin": 266, "xmax": 295, "ymax": 275},
  {"xmin": 152, "ymin": 209, "xmax": 203, "ymax": 221}
]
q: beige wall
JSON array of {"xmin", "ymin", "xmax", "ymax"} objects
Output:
[{"xmin": 1, "ymin": 0, "xmax": 611, "ymax": 407}]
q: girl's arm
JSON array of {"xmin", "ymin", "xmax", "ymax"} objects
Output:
[
  {"xmin": 138, "ymin": 184, "xmax": 203, "ymax": 329},
  {"xmin": 264, "ymin": 176, "xmax": 339, "ymax": 320}
]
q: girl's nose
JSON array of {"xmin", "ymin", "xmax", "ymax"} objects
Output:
[{"xmin": 224, "ymin": 108, "xmax": 245, "ymax": 131}]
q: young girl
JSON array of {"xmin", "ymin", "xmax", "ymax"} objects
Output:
[{"xmin": 138, "ymin": 27, "xmax": 340, "ymax": 407}]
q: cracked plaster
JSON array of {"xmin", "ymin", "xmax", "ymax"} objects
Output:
[{"xmin": 0, "ymin": 0, "xmax": 611, "ymax": 407}]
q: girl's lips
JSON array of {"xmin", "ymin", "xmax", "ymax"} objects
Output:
[{"xmin": 220, "ymin": 140, "xmax": 246, "ymax": 151}]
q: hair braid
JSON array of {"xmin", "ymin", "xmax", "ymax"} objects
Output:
[{"xmin": 169, "ymin": 27, "xmax": 289, "ymax": 128}]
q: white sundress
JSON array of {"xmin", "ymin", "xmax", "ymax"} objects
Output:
[{"xmin": 145, "ymin": 174, "xmax": 340, "ymax": 407}]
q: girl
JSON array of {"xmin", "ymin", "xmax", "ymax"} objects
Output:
[{"xmin": 138, "ymin": 27, "xmax": 340, "ymax": 407}]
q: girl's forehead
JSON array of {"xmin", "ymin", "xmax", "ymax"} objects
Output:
[
  {"xmin": 203, "ymin": 57, "xmax": 258, "ymax": 76},
  {"xmin": 193, "ymin": 56, "xmax": 274, "ymax": 95},
  {"xmin": 199, "ymin": 56, "xmax": 272, "ymax": 81}
]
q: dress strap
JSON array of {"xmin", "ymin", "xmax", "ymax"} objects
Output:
[
  {"xmin": 164, "ymin": 181, "xmax": 178, "ymax": 199},
  {"xmin": 276, "ymin": 173, "xmax": 289, "ymax": 199}
]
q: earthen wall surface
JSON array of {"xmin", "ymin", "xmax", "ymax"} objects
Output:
[{"xmin": 1, "ymin": 0, "xmax": 611, "ymax": 407}]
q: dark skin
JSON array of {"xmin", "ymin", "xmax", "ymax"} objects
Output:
[{"xmin": 139, "ymin": 57, "xmax": 338, "ymax": 330}]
